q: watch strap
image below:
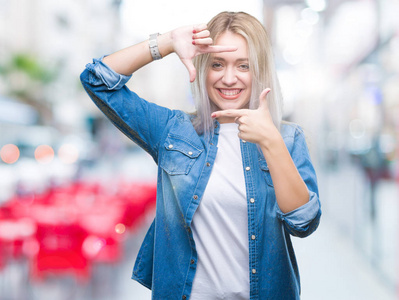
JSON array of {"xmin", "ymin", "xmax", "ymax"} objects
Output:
[{"xmin": 149, "ymin": 33, "xmax": 162, "ymax": 60}]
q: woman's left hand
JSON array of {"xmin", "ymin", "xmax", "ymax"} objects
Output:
[
  {"xmin": 213, "ymin": 88, "xmax": 310, "ymax": 213},
  {"xmin": 211, "ymin": 88, "xmax": 280, "ymax": 147}
]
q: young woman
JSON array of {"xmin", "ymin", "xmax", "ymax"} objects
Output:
[{"xmin": 80, "ymin": 11, "xmax": 321, "ymax": 300}]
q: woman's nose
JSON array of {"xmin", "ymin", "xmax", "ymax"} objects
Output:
[{"xmin": 221, "ymin": 68, "xmax": 238, "ymax": 86}]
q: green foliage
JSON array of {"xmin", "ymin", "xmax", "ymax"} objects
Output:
[
  {"xmin": 0, "ymin": 53, "xmax": 58, "ymax": 84},
  {"xmin": 12, "ymin": 53, "xmax": 57, "ymax": 83}
]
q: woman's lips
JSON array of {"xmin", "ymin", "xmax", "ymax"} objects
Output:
[{"xmin": 217, "ymin": 88, "xmax": 243, "ymax": 100}]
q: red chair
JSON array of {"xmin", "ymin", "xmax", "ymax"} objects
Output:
[
  {"xmin": 30, "ymin": 223, "xmax": 89, "ymax": 282},
  {"xmin": 0, "ymin": 217, "xmax": 37, "ymax": 260}
]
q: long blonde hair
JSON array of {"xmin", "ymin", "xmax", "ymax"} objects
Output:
[{"xmin": 191, "ymin": 11, "xmax": 283, "ymax": 137}]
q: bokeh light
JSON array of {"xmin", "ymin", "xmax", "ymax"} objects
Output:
[
  {"xmin": 301, "ymin": 7, "xmax": 320, "ymax": 25},
  {"xmin": 82, "ymin": 236, "xmax": 106, "ymax": 258},
  {"xmin": 34, "ymin": 145, "xmax": 54, "ymax": 164},
  {"xmin": 115, "ymin": 223, "xmax": 126, "ymax": 234},
  {"xmin": 349, "ymin": 119, "xmax": 366, "ymax": 139},
  {"xmin": 58, "ymin": 144, "xmax": 79, "ymax": 164},
  {"xmin": 0, "ymin": 144, "xmax": 20, "ymax": 164}
]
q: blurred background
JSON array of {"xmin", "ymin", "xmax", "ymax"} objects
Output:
[{"xmin": 0, "ymin": 0, "xmax": 398, "ymax": 299}]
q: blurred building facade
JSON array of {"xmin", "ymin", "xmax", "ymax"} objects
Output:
[{"xmin": 264, "ymin": 0, "xmax": 399, "ymax": 292}]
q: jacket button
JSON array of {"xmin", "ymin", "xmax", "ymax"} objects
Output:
[
  {"xmin": 188, "ymin": 151, "xmax": 193, "ymax": 155},
  {"xmin": 182, "ymin": 296, "xmax": 187, "ymax": 300},
  {"xmin": 193, "ymin": 195, "xmax": 198, "ymax": 200},
  {"xmin": 206, "ymin": 162, "xmax": 211, "ymax": 167},
  {"xmin": 245, "ymin": 166, "xmax": 250, "ymax": 171},
  {"xmin": 242, "ymin": 140, "xmax": 247, "ymax": 143},
  {"xmin": 252, "ymin": 269, "xmax": 257, "ymax": 274},
  {"xmin": 250, "ymin": 198, "xmax": 255, "ymax": 203},
  {"xmin": 168, "ymin": 144, "xmax": 173, "ymax": 149},
  {"xmin": 190, "ymin": 259, "xmax": 195, "ymax": 264},
  {"xmin": 251, "ymin": 235, "xmax": 256, "ymax": 240}
]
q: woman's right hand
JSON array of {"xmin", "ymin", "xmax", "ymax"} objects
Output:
[{"xmin": 168, "ymin": 24, "xmax": 237, "ymax": 82}]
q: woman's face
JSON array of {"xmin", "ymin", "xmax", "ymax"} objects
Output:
[{"xmin": 206, "ymin": 31, "xmax": 252, "ymax": 120}]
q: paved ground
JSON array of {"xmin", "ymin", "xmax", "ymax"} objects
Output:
[{"xmin": 294, "ymin": 216, "xmax": 396, "ymax": 300}]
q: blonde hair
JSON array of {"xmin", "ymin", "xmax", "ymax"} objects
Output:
[{"xmin": 191, "ymin": 11, "xmax": 283, "ymax": 137}]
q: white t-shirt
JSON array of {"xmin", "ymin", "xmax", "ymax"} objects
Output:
[{"xmin": 190, "ymin": 123, "xmax": 249, "ymax": 300}]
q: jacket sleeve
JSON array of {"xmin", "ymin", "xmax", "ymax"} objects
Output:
[
  {"xmin": 276, "ymin": 125, "xmax": 321, "ymax": 238},
  {"xmin": 80, "ymin": 56, "xmax": 174, "ymax": 162}
]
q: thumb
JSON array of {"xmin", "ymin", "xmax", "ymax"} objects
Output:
[
  {"xmin": 258, "ymin": 88, "xmax": 271, "ymax": 110},
  {"xmin": 181, "ymin": 58, "xmax": 196, "ymax": 82}
]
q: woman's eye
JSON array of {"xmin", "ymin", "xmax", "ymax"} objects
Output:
[
  {"xmin": 211, "ymin": 62, "xmax": 223, "ymax": 69},
  {"xmin": 239, "ymin": 64, "xmax": 249, "ymax": 70}
]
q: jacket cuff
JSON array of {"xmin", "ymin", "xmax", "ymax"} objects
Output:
[
  {"xmin": 277, "ymin": 190, "xmax": 321, "ymax": 234},
  {"xmin": 85, "ymin": 55, "xmax": 132, "ymax": 90}
]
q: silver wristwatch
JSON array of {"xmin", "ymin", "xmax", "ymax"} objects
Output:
[{"xmin": 149, "ymin": 33, "xmax": 162, "ymax": 60}]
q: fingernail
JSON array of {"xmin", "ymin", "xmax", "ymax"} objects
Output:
[
  {"xmin": 211, "ymin": 113, "xmax": 216, "ymax": 118},
  {"xmin": 193, "ymin": 30, "xmax": 196, "ymax": 34},
  {"xmin": 192, "ymin": 40, "xmax": 196, "ymax": 45}
]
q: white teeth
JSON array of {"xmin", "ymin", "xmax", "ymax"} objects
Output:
[{"xmin": 219, "ymin": 89, "xmax": 241, "ymax": 96}]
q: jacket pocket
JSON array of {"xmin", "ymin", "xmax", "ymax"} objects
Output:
[
  {"xmin": 259, "ymin": 159, "xmax": 274, "ymax": 187},
  {"xmin": 160, "ymin": 134, "xmax": 203, "ymax": 175}
]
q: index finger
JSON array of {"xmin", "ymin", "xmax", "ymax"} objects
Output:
[
  {"xmin": 205, "ymin": 45, "xmax": 238, "ymax": 54},
  {"xmin": 211, "ymin": 109, "xmax": 247, "ymax": 119},
  {"xmin": 193, "ymin": 24, "xmax": 208, "ymax": 33}
]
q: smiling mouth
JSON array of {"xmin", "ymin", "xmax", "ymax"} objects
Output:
[{"xmin": 217, "ymin": 89, "xmax": 243, "ymax": 99}]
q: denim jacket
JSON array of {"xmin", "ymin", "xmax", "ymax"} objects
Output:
[{"xmin": 80, "ymin": 57, "xmax": 321, "ymax": 300}]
